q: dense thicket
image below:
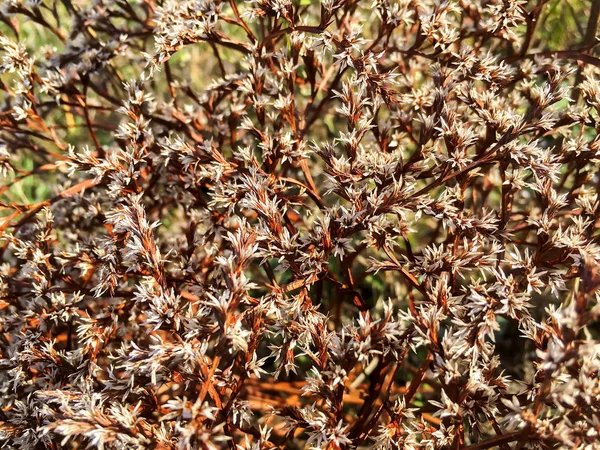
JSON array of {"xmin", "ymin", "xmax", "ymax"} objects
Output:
[{"xmin": 1, "ymin": 1, "xmax": 600, "ymax": 449}]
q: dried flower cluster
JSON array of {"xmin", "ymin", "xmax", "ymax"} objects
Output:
[{"xmin": 1, "ymin": 0, "xmax": 600, "ymax": 449}]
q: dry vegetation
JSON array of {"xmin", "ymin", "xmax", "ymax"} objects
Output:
[{"xmin": 1, "ymin": 0, "xmax": 600, "ymax": 449}]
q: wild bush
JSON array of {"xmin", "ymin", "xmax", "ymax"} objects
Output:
[{"xmin": 0, "ymin": 0, "xmax": 599, "ymax": 449}]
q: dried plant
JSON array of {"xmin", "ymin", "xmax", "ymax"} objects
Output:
[{"xmin": 1, "ymin": 0, "xmax": 600, "ymax": 449}]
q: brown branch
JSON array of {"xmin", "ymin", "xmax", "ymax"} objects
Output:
[{"xmin": 462, "ymin": 431, "xmax": 524, "ymax": 450}]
